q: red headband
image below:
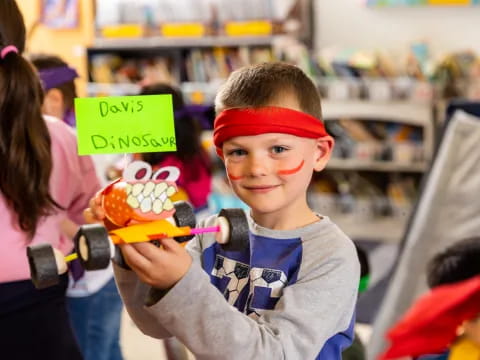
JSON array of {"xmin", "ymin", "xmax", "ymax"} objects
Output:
[
  {"xmin": 380, "ymin": 275, "xmax": 480, "ymax": 359},
  {"xmin": 213, "ymin": 107, "xmax": 329, "ymax": 157}
]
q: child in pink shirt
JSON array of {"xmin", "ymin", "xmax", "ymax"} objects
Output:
[{"xmin": 0, "ymin": 2, "xmax": 100, "ymax": 358}]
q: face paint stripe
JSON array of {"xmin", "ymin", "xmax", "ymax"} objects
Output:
[
  {"xmin": 227, "ymin": 171, "xmax": 244, "ymax": 181},
  {"xmin": 277, "ymin": 160, "xmax": 305, "ymax": 175}
]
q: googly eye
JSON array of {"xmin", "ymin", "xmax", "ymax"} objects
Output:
[
  {"xmin": 152, "ymin": 166, "xmax": 180, "ymax": 183},
  {"xmin": 123, "ymin": 161, "xmax": 152, "ymax": 181}
]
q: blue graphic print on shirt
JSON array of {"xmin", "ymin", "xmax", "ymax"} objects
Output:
[
  {"xmin": 202, "ymin": 232, "xmax": 355, "ymax": 359},
  {"xmin": 203, "ymin": 233, "xmax": 302, "ymax": 314}
]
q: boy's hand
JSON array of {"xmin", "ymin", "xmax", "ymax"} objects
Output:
[
  {"xmin": 83, "ymin": 194, "xmax": 117, "ymax": 230},
  {"xmin": 83, "ymin": 194, "xmax": 105, "ymax": 224},
  {"xmin": 119, "ymin": 238, "xmax": 192, "ymax": 290}
]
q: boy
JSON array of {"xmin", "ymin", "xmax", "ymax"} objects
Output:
[
  {"xmin": 382, "ymin": 237, "xmax": 480, "ymax": 360},
  {"xmin": 88, "ymin": 62, "xmax": 360, "ymax": 359}
]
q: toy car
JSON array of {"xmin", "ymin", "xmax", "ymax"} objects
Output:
[{"xmin": 27, "ymin": 162, "xmax": 249, "ymax": 290}]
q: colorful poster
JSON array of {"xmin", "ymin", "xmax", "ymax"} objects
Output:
[{"xmin": 42, "ymin": 0, "xmax": 79, "ymax": 29}]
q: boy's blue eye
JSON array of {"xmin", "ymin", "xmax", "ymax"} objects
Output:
[
  {"xmin": 272, "ymin": 146, "xmax": 287, "ymax": 154},
  {"xmin": 227, "ymin": 149, "xmax": 247, "ymax": 156}
]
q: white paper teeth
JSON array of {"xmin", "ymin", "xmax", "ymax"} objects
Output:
[
  {"xmin": 163, "ymin": 199, "xmax": 174, "ymax": 211},
  {"xmin": 166, "ymin": 186, "xmax": 176, "ymax": 197},
  {"xmin": 124, "ymin": 181, "xmax": 177, "ymax": 213},
  {"xmin": 154, "ymin": 183, "xmax": 168, "ymax": 197},
  {"xmin": 140, "ymin": 197, "xmax": 152, "ymax": 213},
  {"xmin": 127, "ymin": 195, "xmax": 140, "ymax": 209},
  {"xmin": 160, "ymin": 192, "xmax": 167, "ymax": 202},
  {"xmin": 132, "ymin": 183, "xmax": 143, "ymax": 196},
  {"xmin": 152, "ymin": 199, "xmax": 163, "ymax": 214},
  {"xmin": 142, "ymin": 181, "xmax": 155, "ymax": 197}
]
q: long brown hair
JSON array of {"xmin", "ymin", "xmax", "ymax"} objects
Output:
[{"xmin": 0, "ymin": 0, "xmax": 60, "ymax": 238}]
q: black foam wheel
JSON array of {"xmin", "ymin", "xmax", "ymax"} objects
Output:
[
  {"xmin": 74, "ymin": 224, "xmax": 111, "ymax": 270},
  {"xmin": 218, "ymin": 208, "xmax": 249, "ymax": 252},
  {"xmin": 173, "ymin": 201, "xmax": 196, "ymax": 243},
  {"xmin": 27, "ymin": 243, "xmax": 59, "ymax": 289}
]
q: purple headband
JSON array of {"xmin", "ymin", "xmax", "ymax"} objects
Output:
[
  {"xmin": 174, "ymin": 104, "xmax": 213, "ymax": 129},
  {"xmin": 1, "ymin": 45, "xmax": 19, "ymax": 59},
  {"xmin": 38, "ymin": 66, "xmax": 79, "ymax": 91}
]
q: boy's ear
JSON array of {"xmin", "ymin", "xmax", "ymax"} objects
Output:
[{"xmin": 313, "ymin": 136, "xmax": 334, "ymax": 172}]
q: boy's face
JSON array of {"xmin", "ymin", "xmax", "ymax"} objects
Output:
[{"xmin": 222, "ymin": 132, "xmax": 332, "ymax": 221}]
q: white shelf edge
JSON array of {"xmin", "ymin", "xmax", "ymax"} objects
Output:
[
  {"xmin": 321, "ymin": 100, "xmax": 432, "ymax": 126},
  {"xmin": 90, "ymin": 35, "xmax": 277, "ymax": 50},
  {"xmin": 327, "ymin": 214, "xmax": 407, "ymax": 243},
  {"xmin": 327, "ymin": 159, "xmax": 427, "ymax": 172},
  {"xmin": 86, "ymin": 82, "xmax": 141, "ymax": 95}
]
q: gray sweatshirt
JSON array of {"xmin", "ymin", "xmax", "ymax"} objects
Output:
[{"xmin": 114, "ymin": 214, "xmax": 360, "ymax": 359}]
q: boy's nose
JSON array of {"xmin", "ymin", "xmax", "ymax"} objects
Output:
[{"xmin": 246, "ymin": 155, "xmax": 269, "ymax": 177}]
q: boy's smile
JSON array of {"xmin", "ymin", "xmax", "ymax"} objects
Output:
[
  {"xmin": 243, "ymin": 184, "xmax": 279, "ymax": 193},
  {"xmin": 222, "ymin": 132, "xmax": 331, "ymax": 229}
]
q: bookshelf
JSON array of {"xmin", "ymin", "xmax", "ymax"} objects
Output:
[
  {"xmin": 86, "ymin": 40, "xmax": 276, "ymax": 98},
  {"xmin": 327, "ymin": 159, "xmax": 427, "ymax": 173},
  {"xmin": 309, "ymin": 100, "xmax": 435, "ymax": 243},
  {"xmin": 326, "ymin": 213, "xmax": 407, "ymax": 244},
  {"xmin": 86, "ymin": 0, "xmax": 313, "ymax": 98},
  {"xmin": 322, "ymin": 100, "xmax": 434, "ymax": 162},
  {"xmin": 86, "ymin": 0, "xmax": 434, "ymax": 244}
]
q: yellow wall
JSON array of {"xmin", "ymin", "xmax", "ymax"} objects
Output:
[{"xmin": 17, "ymin": 0, "xmax": 95, "ymax": 96}]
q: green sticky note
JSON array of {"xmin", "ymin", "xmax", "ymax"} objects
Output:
[{"xmin": 75, "ymin": 95, "xmax": 176, "ymax": 155}]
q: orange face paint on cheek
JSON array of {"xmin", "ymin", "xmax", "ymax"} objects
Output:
[
  {"xmin": 226, "ymin": 170, "xmax": 244, "ymax": 181},
  {"xmin": 277, "ymin": 160, "xmax": 305, "ymax": 175}
]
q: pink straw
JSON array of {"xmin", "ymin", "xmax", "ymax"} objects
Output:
[{"xmin": 189, "ymin": 226, "xmax": 220, "ymax": 235}]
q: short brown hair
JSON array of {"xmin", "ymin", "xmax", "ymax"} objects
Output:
[{"xmin": 215, "ymin": 62, "xmax": 322, "ymax": 119}]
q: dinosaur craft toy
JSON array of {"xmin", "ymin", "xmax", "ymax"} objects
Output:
[{"xmin": 27, "ymin": 161, "xmax": 249, "ymax": 295}]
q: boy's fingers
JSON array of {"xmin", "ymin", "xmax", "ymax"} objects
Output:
[
  {"xmin": 92, "ymin": 192, "xmax": 102, "ymax": 206},
  {"xmin": 88, "ymin": 196, "xmax": 97, "ymax": 209},
  {"xmin": 130, "ymin": 242, "xmax": 168, "ymax": 262},
  {"xmin": 159, "ymin": 238, "xmax": 182, "ymax": 252},
  {"xmin": 83, "ymin": 207, "xmax": 102, "ymax": 224},
  {"xmin": 120, "ymin": 243, "xmax": 154, "ymax": 273},
  {"xmin": 84, "ymin": 194, "xmax": 106, "ymax": 224}
]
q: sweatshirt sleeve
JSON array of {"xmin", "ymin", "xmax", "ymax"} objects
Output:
[
  {"xmin": 121, "ymin": 236, "xmax": 359, "ymax": 359},
  {"xmin": 113, "ymin": 263, "xmax": 173, "ymax": 339},
  {"xmin": 112, "ymin": 234, "xmax": 208, "ymax": 339}
]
